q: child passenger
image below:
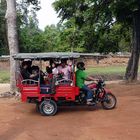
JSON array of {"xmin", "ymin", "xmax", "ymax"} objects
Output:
[{"xmin": 44, "ymin": 67, "xmax": 53, "ymax": 84}]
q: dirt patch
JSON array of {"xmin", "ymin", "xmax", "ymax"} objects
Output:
[
  {"xmin": 0, "ymin": 84, "xmax": 10, "ymax": 94},
  {"xmin": 0, "ymin": 83, "xmax": 140, "ymax": 140}
]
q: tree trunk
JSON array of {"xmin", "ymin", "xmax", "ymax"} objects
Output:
[
  {"xmin": 5, "ymin": 0, "xmax": 19, "ymax": 92},
  {"xmin": 125, "ymin": 10, "xmax": 140, "ymax": 82}
]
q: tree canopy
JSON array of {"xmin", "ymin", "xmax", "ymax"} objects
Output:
[
  {"xmin": 53, "ymin": 0, "xmax": 140, "ymax": 81},
  {"xmin": 0, "ymin": 0, "xmax": 8, "ymax": 55},
  {"xmin": 0, "ymin": 0, "xmax": 134, "ymax": 55},
  {"xmin": 53, "ymin": 0, "xmax": 136, "ymax": 53},
  {"xmin": 2, "ymin": 0, "xmax": 140, "ymax": 82}
]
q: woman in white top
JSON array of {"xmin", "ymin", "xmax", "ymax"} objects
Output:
[{"xmin": 57, "ymin": 60, "xmax": 72, "ymax": 79}]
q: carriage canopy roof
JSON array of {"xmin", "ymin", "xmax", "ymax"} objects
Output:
[{"xmin": 13, "ymin": 52, "xmax": 82, "ymax": 60}]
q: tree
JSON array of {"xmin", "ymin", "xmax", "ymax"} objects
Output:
[
  {"xmin": 0, "ymin": 0, "xmax": 8, "ymax": 55},
  {"xmin": 53, "ymin": 0, "xmax": 140, "ymax": 81},
  {"xmin": 110, "ymin": 0, "xmax": 140, "ymax": 81},
  {"xmin": 53, "ymin": 0, "xmax": 131, "ymax": 53},
  {"xmin": 5, "ymin": 0, "xmax": 19, "ymax": 92},
  {"xmin": 5, "ymin": 0, "xmax": 40, "ymax": 92}
]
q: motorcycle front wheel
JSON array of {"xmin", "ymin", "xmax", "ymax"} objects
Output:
[{"xmin": 101, "ymin": 93, "xmax": 117, "ymax": 110}]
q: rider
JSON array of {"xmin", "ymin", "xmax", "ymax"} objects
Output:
[{"xmin": 76, "ymin": 62, "xmax": 98, "ymax": 105}]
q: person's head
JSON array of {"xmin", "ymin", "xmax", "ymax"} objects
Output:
[
  {"xmin": 77, "ymin": 62, "xmax": 85, "ymax": 70},
  {"xmin": 32, "ymin": 66, "xmax": 39, "ymax": 74},
  {"xmin": 27, "ymin": 60, "xmax": 32, "ymax": 67},
  {"xmin": 24, "ymin": 59, "xmax": 32, "ymax": 67},
  {"xmin": 21, "ymin": 61, "xmax": 28, "ymax": 69},
  {"xmin": 67, "ymin": 60, "xmax": 72, "ymax": 66},
  {"xmin": 52, "ymin": 63, "xmax": 56, "ymax": 68},
  {"xmin": 46, "ymin": 67, "xmax": 52, "ymax": 74},
  {"xmin": 61, "ymin": 59, "xmax": 67, "ymax": 68}
]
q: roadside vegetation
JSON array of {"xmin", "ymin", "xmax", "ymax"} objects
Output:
[
  {"xmin": 0, "ymin": 65, "xmax": 139, "ymax": 83},
  {"xmin": 0, "ymin": 70, "xmax": 10, "ymax": 83},
  {"xmin": 1, "ymin": 0, "xmax": 140, "ymax": 87},
  {"xmin": 0, "ymin": 0, "xmax": 132, "ymax": 55},
  {"xmin": 86, "ymin": 66, "xmax": 127, "ymax": 75}
]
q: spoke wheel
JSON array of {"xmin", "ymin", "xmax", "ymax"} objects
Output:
[
  {"xmin": 101, "ymin": 93, "xmax": 117, "ymax": 110},
  {"xmin": 40, "ymin": 100, "xmax": 57, "ymax": 116}
]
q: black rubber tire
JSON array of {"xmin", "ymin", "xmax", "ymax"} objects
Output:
[
  {"xmin": 39, "ymin": 100, "xmax": 57, "ymax": 116},
  {"xmin": 101, "ymin": 93, "xmax": 117, "ymax": 110}
]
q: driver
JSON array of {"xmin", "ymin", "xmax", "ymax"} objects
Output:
[{"xmin": 76, "ymin": 62, "xmax": 98, "ymax": 105}]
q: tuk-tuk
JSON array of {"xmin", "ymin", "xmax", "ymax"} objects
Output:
[{"xmin": 13, "ymin": 52, "xmax": 117, "ymax": 116}]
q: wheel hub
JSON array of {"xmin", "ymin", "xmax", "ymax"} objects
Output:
[{"xmin": 43, "ymin": 103, "xmax": 54, "ymax": 114}]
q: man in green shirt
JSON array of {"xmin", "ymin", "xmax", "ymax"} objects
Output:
[{"xmin": 76, "ymin": 62, "xmax": 97, "ymax": 105}]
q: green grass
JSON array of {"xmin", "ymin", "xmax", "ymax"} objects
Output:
[
  {"xmin": 0, "ymin": 65, "xmax": 139, "ymax": 83},
  {"xmin": 86, "ymin": 65, "xmax": 127, "ymax": 75},
  {"xmin": 0, "ymin": 70, "xmax": 10, "ymax": 83}
]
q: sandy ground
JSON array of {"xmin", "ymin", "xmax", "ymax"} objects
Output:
[
  {"xmin": 0, "ymin": 83, "xmax": 140, "ymax": 140},
  {"xmin": 0, "ymin": 84, "xmax": 10, "ymax": 94}
]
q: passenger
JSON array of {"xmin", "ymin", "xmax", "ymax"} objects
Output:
[
  {"xmin": 31, "ymin": 65, "xmax": 45, "ymax": 84},
  {"xmin": 21, "ymin": 62, "xmax": 45, "ymax": 84},
  {"xmin": 51, "ymin": 63, "xmax": 58, "ymax": 75},
  {"xmin": 76, "ymin": 62, "xmax": 98, "ymax": 105},
  {"xmin": 21, "ymin": 62, "xmax": 37, "ymax": 79},
  {"xmin": 44, "ymin": 67, "xmax": 53, "ymax": 84},
  {"xmin": 57, "ymin": 59, "xmax": 71, "ymax": 80},
  {"xmin": 31, "ymin": 66, "xmax": 39, "ymax": 75},
  {"xmin": 23, "ymin": 59, "xmax": 32, "ymax": 74},
  {"xmin": 67, "ymin": 60, "xmax": 73, "ymax": 79}
]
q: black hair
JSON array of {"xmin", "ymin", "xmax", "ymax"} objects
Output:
[
  {"xmin": 61, "ymin": 59, "xmax": 67, "ymax": 64},
  {"xmin": 32, "ymin": 65, "xmax": 39, "ymax": 72},
  {"xmin": 46, "ymin": 67, "xmax": 52, "ymax": 74},
  {"xmin": 77, "ymin": 62, "xmax": 85, "ymax": 70},
  {"xmin": 21, "ymin": 61, "xmax": 28, "ymax": 67}
]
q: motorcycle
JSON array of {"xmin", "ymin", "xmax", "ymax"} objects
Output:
[{"xmin": 77, "ymin": 79, "xmax": 117, "ymax": 109}]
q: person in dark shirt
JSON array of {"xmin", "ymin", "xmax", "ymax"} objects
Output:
[
  {"xmin": 31, "ymin": 65, "xmax": 45, "ymax": 84},
  {"xmin": 44, "ymin": 67, "xmax": 53, "ymax": 84},
  {"xmin": 21, "ymin": 61, "xmax": 36, "ymax": 79}
]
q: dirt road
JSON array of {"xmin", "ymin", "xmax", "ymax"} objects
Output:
[{"xmin": 0, "ymin": 83, "xmax": 140, "ymax": 140}]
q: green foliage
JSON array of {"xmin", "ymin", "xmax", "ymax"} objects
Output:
[
  {"xmin": 0, "ymin": 0, "xmax": 136, "ymax": 54},
  {"xmin": 112, "ymin": 0, "xmax": 139, "ymax": 25},
  {"xmin": 17, "ymin": 0, "xmax": 136, "ymax": 53},
  {"xmin": 53, "ymin": 0, "xmax": 137, "ymax": 53},
  {"xmin": 0, "ymin": 0, "xmax": 9, "ymax": 55}
]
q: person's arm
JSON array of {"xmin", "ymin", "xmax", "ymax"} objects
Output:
[
  {"xmin": 30, "ymin": 74, "xmax": 37, "ymax": 78},
  {"xmin": 85, "ymin": 76, "xmax": 98, "ymax": 81},
  {"xmin": 81, "ymin": 71, "xmax": 98, "ymax": 81}
]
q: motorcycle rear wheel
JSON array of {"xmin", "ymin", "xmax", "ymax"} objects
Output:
[{"xmin": 101, "ymin": 93, "xmax": 117, "ymax": 110}]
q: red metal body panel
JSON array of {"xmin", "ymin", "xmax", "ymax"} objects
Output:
[
  {"xmin": 22, "ymin": 85, "xmax": 40, "ymax": 94},
  {"xmin": 20, "ymin": 84, "xmax": 40, "ymax": 102},
  {"xmin": 55, "ymin": 86, "xmax": 79, "ymax": 101},
  {"xmin": 20, "ymin": 84, "xmax": 80, "ymax": 102}
]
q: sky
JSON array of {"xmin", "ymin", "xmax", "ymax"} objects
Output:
[{"xmin": 37, "ymin": 0, "xmax": 60, "ymax": 30}]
